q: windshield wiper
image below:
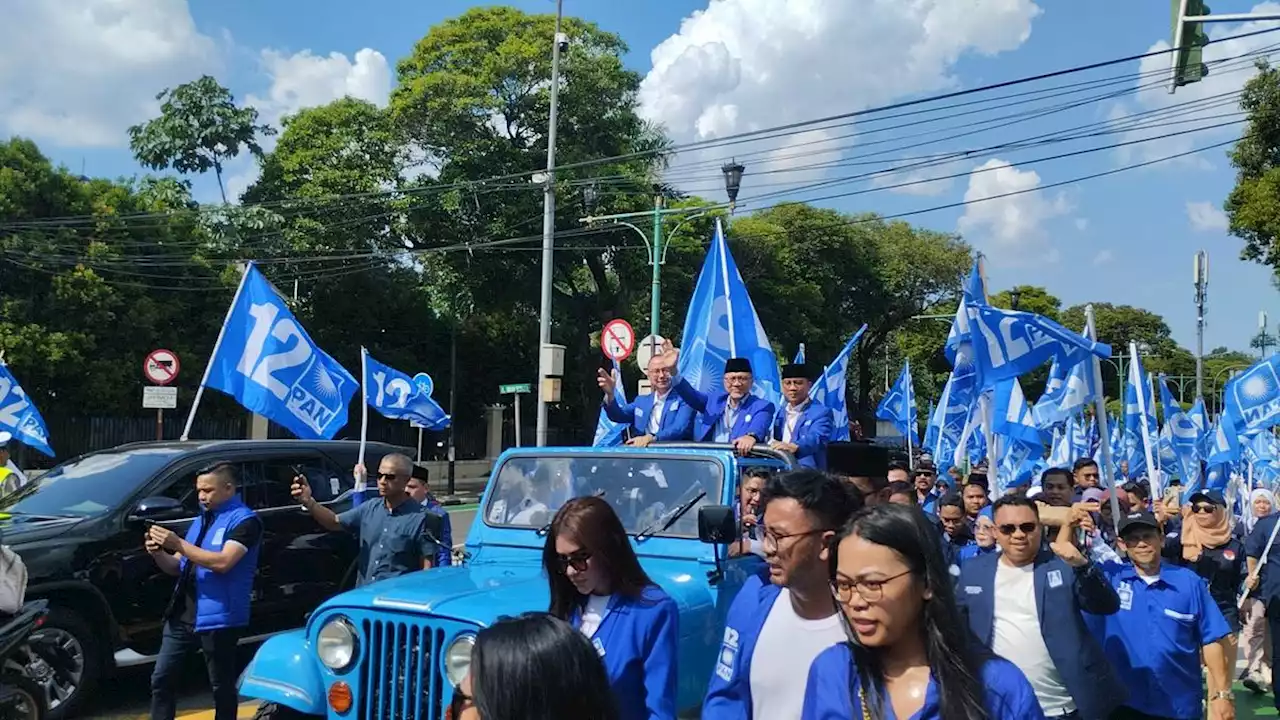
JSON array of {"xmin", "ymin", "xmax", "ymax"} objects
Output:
[{"xmin": 635, "ymin": 489, "xmax": 706, "ymax": 542}]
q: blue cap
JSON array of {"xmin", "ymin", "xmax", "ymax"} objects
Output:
[{"xmin": 1188, "ymin": 488, "xmax": 1226, "ymax": 506}]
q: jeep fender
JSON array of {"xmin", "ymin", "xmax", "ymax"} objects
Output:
[{"xmin": 237, "ymin": 630, "xmax": 326, "ymax": 715}]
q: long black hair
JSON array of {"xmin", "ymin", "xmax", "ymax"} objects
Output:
[
  {"xmin": 829, "ymin": 503, "xmax": 991, "ymax": 720},
  {"xmin": 543, "ymin": 496, "xmax": 654, "ymax": 620},
  {"xmin": 470, "ymin": 612, "xmax": 618, "ymax": 720}
]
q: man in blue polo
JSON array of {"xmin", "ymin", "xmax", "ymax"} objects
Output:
[
  {"xmin": 768, "ymin": 363, "xmax": 833, "ymax": 469},
  {"xmin": 146, "ymin": 463, "xmax": 262, "ymax": 720},
  {"xmin": 292, "ymin": 452, "xmax": 443, "ymax": 585},
  {"xmin": 1095, "ymin": 511, "xmax": 1234, "ymax": 720}
]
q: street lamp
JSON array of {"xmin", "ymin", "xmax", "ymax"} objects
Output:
[
  {"xmin": 580, "ymin": 163, "xmax": 747, "ymax": 363},
  {"xmin": 1008, "ymin": 289, "xmax": 1022, "ymax": 311}
]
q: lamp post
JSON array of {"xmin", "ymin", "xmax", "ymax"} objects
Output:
[
  {"xmin": 580, "ymin": 162, "xmax": 746, "ymax": 357},
  {"xmin": 1008, "ymin": 288, "xmax": 1022, "ymax": 311}
]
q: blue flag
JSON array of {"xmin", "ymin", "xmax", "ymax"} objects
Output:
[
  {"xmin": 877, "ymin": 362, "xmax": 918, "ymax": 444},
  {"xmin": 794, "ymin": 344, "xmax": 806, "ymax": 364},
  {"xmin": 966, "ymin": 304, "xmax": 1111, "ymax": 390},
  {"xmin": 0, "ymin": 364, "xmax": 53, "ymax": 457},
  {"xmin": 811, "ymin": 325, "xmax": 867, "ymax": 442},
  {"xmin": 1121, "ymin": 353, "xmax": 1158, "ymax": 480},
  {"xmin": 945, "ymin": 259, "xmax": 988, "ymax": 364},
  {"xmin": 677, "ymin": 219, "xmax": 781, "ymax": 404},
  {"xmin": 593, "ymin": 360, "xmax": 627, "ymax": 447},
  {"xmin": 1223, "ymin": 354, "xmax": 1280, "ymax": 434},
  {"xmin": 362, "ymin": 350, "xmax": 450, "ymax": 430},
  {"xmin": 204, "ymin": 264, "xmax": 358, "ymax": 440},
  {"xmin": 991, "ymin": 378, "xmax": 1045, "ymax": 448},
  {"xmin": 1158, "ymin": 375, "xmax": 1199, "ymax": 487}
]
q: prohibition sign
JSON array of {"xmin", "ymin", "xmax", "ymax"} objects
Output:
[
  {"xmin": 144, "ymin": 349, "xmax": 181, "ymax": 386},
  {"xmin": 601, "ymin": 319, "xmax": 636, "ymax": 362}
]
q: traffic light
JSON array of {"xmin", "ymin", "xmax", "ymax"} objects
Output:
[{"xmin": 1172, "ymin": 0, "xmax": 1211, "ymax": 86}]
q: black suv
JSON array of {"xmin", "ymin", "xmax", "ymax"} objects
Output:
[{"xmin": 0, "ymin": 439, "xmax": 410, "ymax": 718}]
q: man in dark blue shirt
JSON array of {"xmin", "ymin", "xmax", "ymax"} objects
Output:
[{"xmin": 292, "ymin": 452, "xmax": 442, "ymax": 585}]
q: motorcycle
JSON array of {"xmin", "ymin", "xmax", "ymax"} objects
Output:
[{"xmin": 0, "ymin": 600, "xmax": 49, "ymax": 720}]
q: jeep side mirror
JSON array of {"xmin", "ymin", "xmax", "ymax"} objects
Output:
[
  {"xmin": 130, "ymin": 496, "xmax": 187, "ymax": 522},
  {"xmin": 698, "ymin": 505, "xmax": 737, "ymax": 544}
]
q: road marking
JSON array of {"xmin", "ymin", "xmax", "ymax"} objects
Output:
[{"xmin": 176, "ymin": 702, "xmax": 260, "ymax": 719}]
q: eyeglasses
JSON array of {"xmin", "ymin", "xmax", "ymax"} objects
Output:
[
  {"xmin": 448, "ymin": 685, "xmax": 473, "ymax": 718},
  {"xmin": 761, "ymin": 528, "xmax": 826, "ymax": 551},
  {"xmin": 997, "ymin": 522, "xmax": 1039, "ymax": 536},
  {"xmin": 555, "ymin": 551, "xmax": 592, "ymax": 573},
  {"xmin": 831, "ymin": 569, "xmax": 912, "ymax": 604},
  {"xmin": 723, "ymin": 375, "xmax": 753, "ymax": 386},
  {"xmin": 377, "ymin": 472, "xmax": 401, "ymax": 481},
  {"xmin": 1191, "ymin": 504, "xmax": 1218, "ymax": 514}
]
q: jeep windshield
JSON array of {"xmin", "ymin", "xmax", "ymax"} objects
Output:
[
  {"xmin": 483, "ymin": 455, "xmax": 723, "ymax": 538},
  {"xmin": 0, "ymin": 447, "xmax": 182, "ymax": 518}
]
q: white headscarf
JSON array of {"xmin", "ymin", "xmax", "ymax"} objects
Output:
[{"xmin": 1245, "ymin": 488, "xmax": 1277, "ymax": 534}]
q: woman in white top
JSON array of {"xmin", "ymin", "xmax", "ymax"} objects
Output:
[{"xmin": 542, "ymin": 497, "xmax": 679, "ymax": 720}]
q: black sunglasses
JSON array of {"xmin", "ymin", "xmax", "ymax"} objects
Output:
[
  {"xmin": 997, "ymin": 522, "xmax": 1038, "ymax": 536},
  {"xmin": 1191, "ymin": 504, "xmax": 1218, "ymax": 514},
  {"xmin": 377, "ymin": 472, "xmax": 401, "ymax": 481},
  {"xmin": 555, "ymin": 551, "xmax": 592, "ymax": 573}
]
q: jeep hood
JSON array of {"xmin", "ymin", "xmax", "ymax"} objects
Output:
[{"xmin": 318, "ymin": 561, "xmax": 551, "ymax": 624}]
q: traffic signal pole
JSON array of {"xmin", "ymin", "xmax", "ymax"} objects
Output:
[{"xmin": 1169, "ymin": 1, "xmax": 1280, "ymax": 93}]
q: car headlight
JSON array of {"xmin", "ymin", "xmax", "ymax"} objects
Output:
[
  {"xmin": 443, "ymin": 634, "xmax": 475, "ymax": 687},
  {"xmin": 317, "ymin": 616, "xmax": 358, "ymax": 671}
]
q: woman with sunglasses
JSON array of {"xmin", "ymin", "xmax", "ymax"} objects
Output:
[
  {"xmin": 1162, "ymin": 488, "xmax": 1246, "ymax": 652},
  {"xmin": 449, "ymin": 612, "xmax": 618, "ymax": 720},
  {"xmin": 542, "ymin": 497, "xmax": 679, "ymax": 720},
  {"xmin": 802, "ymin": 503, "xmax": 1045, "ymax": 720}
]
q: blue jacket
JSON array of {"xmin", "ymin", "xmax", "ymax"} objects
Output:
[
  {"xmin": 801, "ymin": 643, "xmax": 1046, "ymax": 719},
  {"xmin": 672, "ymin": 378, "xmax": 775, "ymax": 443},
  {"xmin": 703, "ymin": 569, "xmax": 783, "ymax": 720},
  {"xmin": 179, "ymin": 496, "xmax": 260, "ymax": 632},
  {"xmin": 769, "ymin": 402, "xmax": 833, "ymax": 469},
  {"xmin": 956, "ymin": 551, "xmax": 1126, "ymax": 720},
  {"xmin": 571, "ymin": 586, "xmax": 679, "ymax": 720},
  {"xmin": 423, "ymin": 496, "xmax": 452, "ymax": 567},
  {"xmin": 604, "ymin": 391, "xmax": 696, "ymax": 442}
]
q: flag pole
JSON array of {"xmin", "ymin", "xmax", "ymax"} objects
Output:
[
  {"xmin": 905, "ymin": 361, "xmax": 915, "ymax": 471},
  {"xmin": 180, "ymin": 262, "xmax": 252, "ymax": 441},
  {"xmin": 358, "ymin": 347, "xmax": 369, "ymax": 485},
  {"xmin": 1086, "ymin": 306, "xmax": 1122, "ymax": 537},
  {"xmin": 1131, "ymin": 341, "xmax": 1160, "ymax": 504}
]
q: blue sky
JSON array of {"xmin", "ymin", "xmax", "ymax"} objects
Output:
[{"xmin": 5, "ymin": 0, "xmax": 1279, "ymax": 356}]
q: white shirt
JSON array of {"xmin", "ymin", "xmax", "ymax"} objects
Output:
[
  {"xmin": 579, "ymin": 594, "xmax": 611, "ymax": 638},
  {"xmin": 992, "ymin": 561, "xmax": 1074, "ymax": 715},
  {"xmin": 647, "ymin": 391, "xmax": 669, "ymax": 435},
  {"xmin": 783, "ymin": 400, "xmax": 810, "ymax": 443},
  {"xmin": 749, "ymin": 589, "xmax": 845, "ymax": 720}
]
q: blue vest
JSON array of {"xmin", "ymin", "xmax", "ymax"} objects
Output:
[{"xmin": 179, "ymin": 496, "xmax": 260, "ymax": 631}]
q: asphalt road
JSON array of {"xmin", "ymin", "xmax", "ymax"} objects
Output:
[{"xmin": 82, "ymin": 506, "xmax": 478, "ymax": 720}]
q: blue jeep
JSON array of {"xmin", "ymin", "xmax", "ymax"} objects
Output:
[{"xmin": 238, "ymin": 444, "xmax": 792, "ymax": 720}]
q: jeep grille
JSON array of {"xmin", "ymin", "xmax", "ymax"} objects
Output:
[{"xmin": 359, "ymin": 618, "xmax": 446, "ymax": 720}]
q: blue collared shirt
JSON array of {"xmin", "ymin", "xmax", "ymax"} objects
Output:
[
  {"xmin": 338, "ymin": 497, "xmax": 440, "ymax": 586},
  {"xmin": 1091, "ymin": 561, "xmax": 1230, "ymax": 719}
]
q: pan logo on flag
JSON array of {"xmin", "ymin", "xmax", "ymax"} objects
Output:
[
  {"xmin": 238, "ymin": 301, "xmax": 349, "ymax": 436},
  {"xmin": 285, "ymin": 359, "xmax": 348, "ymax": 436},
  {"xmin": 1232, "ymin": 362, "xmax": 1280, "ymax": 428}
]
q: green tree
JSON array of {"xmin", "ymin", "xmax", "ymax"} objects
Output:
[
  {"xmin": 128, "ymin": 75, "xmax": 275, "ymax": 203},
  {"xmin": 990, "ymin": 285, "xmax": 1061, "ymax": 321},
  {"xmin": 1226, "ymin": 61, "xmax": 1280, "ymax": 276}
]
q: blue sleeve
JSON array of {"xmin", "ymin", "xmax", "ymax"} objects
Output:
[
  {"xmin": 702, "ymin": 578, "xmax": 762, "ymax": 719},
  {"xmin": 1193, "ymin": 573, "xmax": 1232, "ymax": 645},
  {"xmin": 673, "ymin": 376, "xmax": 710, "ymax": 414},
  {"xmin": 604, "ymin": 396, "xmax": 636, "ymax": 425},
  {"xmin": 794, "ymin": 409, "xmax": 833, "ymax": 460},
  {"xmin": 746, "ymin": 401, "xmax": 775, "ymax": 440},
  {"xmin": 985, "ymin": 659, "xmax": 1047, "ymax": 720},
  {"xmin": 336, "ymin": 503, "xmax": 364, "ymax": 534},
  {"xmin": 642, "ymin": 598, "xmax": 680, "ymax": 720},
  {"xmin": 1247, "ymin": 517, "xmax": 1273, "ymax": 559},
  {"xmin": 801, "ymin": 644, "xmax": 853, "ymax": 720},
  {"xmin": 433, "ymin": 508, "xmax": 452, "ymax": 567},
  {"xmin": 659, "ymin": 403, "xmax": 697, "ymax": 441}
]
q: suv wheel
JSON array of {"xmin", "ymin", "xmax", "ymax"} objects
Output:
[
  {"xmin": 28, "ymin": 607, "xmax": 97, "ymax": 720},
  {"xmin": 251, "ymin": 702, "xmax": 317, "ymax": 720}
]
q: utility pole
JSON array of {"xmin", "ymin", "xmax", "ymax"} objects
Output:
[
  {"xmin": 534, "ymin": 0, "xmax": 565, "ymax": 447},
  {"xmin": 1261, "ymin": 310, "xmax": 1271, "ymax": 359},
  {"xmin": 1194, "ymin": 250, "xmax": 1207, "ymax": 401}
]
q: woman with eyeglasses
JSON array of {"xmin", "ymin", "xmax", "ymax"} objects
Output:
[
  {"xmin": 449, "ymin": 612, "xmax": 618, "ymax": 720},
  {"xmin": 542, "ymin": 496, "xmax": 679, "ymax": 720},
  {"xmin": 801, "ymin": 503, "xmax": 1045, "ymax": 720},
  {"xmin": 1161, "ymin": 488, "xmax": 1246, "ymax": 656}
]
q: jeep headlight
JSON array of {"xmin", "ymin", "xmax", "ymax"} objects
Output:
[
  {"xmin": 317, "ymin": 616, "xmax": 358, "ymax": 671},
  {"xmin": 443, "ymin": 634, "xmax": 476, "ymax": 687}
]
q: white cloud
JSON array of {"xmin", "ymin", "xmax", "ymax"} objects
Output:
[
  {"xmin": 638, "ymin": 0, "xmax": 1042, "ymax": 201},
  {"xmin": 0, "ymin": 0, "xmax": 221, "ymax": 147},
  {"xmin": 1075, "ymin": 218, "xmax": 1089, "ymax": 231},
  {"xmin": 1110, "ymin": 3, "xmax": 1280, "ymax": 167},
  {"xmin": 1093, "ymin": 249, "xmax": 1113, "ymax": 265},
  {"xmin": 246, "ymin": 48, "xmax": 392, "ymax": 132},
  {"xmin": 957, "ymin": 158, "xmax": 1069, "ymax": 264},
  {"xmin": 1187, "ymin": 200, "xmax": 1229, "ymax": 232}
]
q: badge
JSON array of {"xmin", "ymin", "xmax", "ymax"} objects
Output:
[
  {"xmin": 1048, "ymin": 570, "xmax": 1063, "ymax": 589},
  {"xmin": 744, "ymin": 414, "xmax": 752, "ymax": 423},
  {"xmin": 1118, "ymin": 582, "xmax": 1133, "ymax": 611},
  {"xmin": 1224, "ymin": 550, "xmax": 1236, "ymax": 561},
  {"xmin": 964, "ymin": 585, "xmax": 982, "ymax": 595},
  {"xmin": 715, "ymin": 627, "xmax": 740, "ymax": 682},
  {"xmin": 592, "ymin": 637, "xmax": 606, "ymax": 658},
  {"xmin": 634, "ymin": 408, "xmax": 643, "ymax": 418}
]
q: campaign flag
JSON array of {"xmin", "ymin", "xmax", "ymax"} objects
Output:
[
  {"xmin": 930, "ymin": 362, "xmax": 976, "ymax": 477},
  {"xmin": 991, "ymin": 378, "xmax": 1045, "ymax": 449},
  {"xmin": 966, "ymin": 304, "xmax": 1111, "ymax": 390},
  {"xmin": 362, "ymin": 350, "xmax": 450, "ymax": 430},
  {"xmin": 1121, "ymin": 349, "xmax": 1158, "ymax": 480},
  {"xmin": 923, "ymin": 400, "xmax": 939, "ymax": 452},
  {"xmin": 794, "ymin": 344, "xmax": 806, "ymax": 364},
  {"xmin": 877, "ymin": 362, "xmax": 919, "ymax": 444},
  {"xmin": 945, "ymin": 259, "xmax": 988, "ymax": 364},
  {"xmin": 1158, "ymin": 375, "xmax": 1200, "ymax": 487},
  {"xmin": 593, "ymin": 359, "xmax": 627, "ymax": 447},
  {"xmin": 201, "ymin": 263, "xmax": 358, "ymax": 440},
  {"xmin": 677, "ymin": 219, "xmax": 781, "ymax": 404},
  {"xmin": 1222, "ymin": 354, "xmax": 1280, "ymax": 435},
  {"xmin": 1032, "ymin": 345, "xmax": 1096, "ymax": 430},
  {"xmin": 0, "ymin": 364, "xmax": 53, "ymax": 457},
  {"xmin": 811, "ymin": 325, "xmax": 867, "ymax": 442}
]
